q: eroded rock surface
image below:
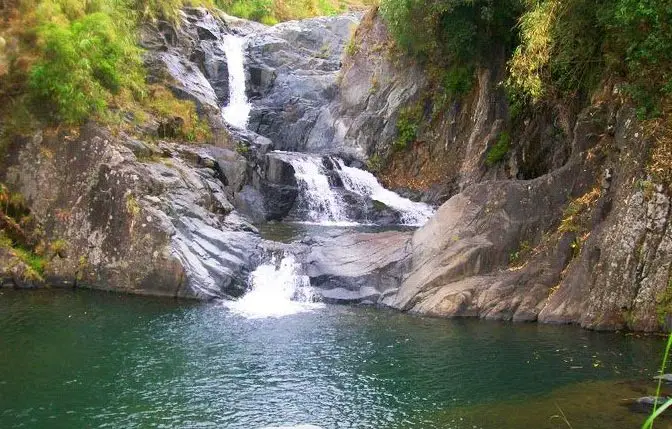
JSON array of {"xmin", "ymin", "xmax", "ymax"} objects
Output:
[{"xmin": 1, "ymin": 124, "xmax": 261, "ymax": 299}]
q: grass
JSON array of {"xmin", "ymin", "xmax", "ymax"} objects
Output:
[
  {"xmin": 219, "ymin": 0, "xmax": 373, "ymax": 24},
  {"xmin": 558, "ymin": 187, "xmax": 601, "ymax": 234},
  {"xmin": 642, "ymin": 333, "xmax": 672, "ymax": 429}
]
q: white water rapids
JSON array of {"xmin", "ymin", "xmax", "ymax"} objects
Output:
[
  {"xmin": 226, "ymin": 255, "xmax": 323, "ymax": 319},
  {"xmin": 221, "ymin": 34, "xmax": 252, "ymax": 129},
  {"xmin": 220, "ymin": 30, "xmax": 433, "ymax": 321}
]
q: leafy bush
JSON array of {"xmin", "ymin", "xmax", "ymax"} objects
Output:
[
  {"xmin": 610, "ymin": 0, "xmax": 672, "ymax": 118},
  {"xmin": 508, "ymin": 0, "xmax": 672, "ymax": 117},
  {"xmin": 442, "ymin": 65, "xmax": 474, "ymax": 98},
  {"xmin": 380, "ymin": 0, "xmax": 523, "ymax": 65}
]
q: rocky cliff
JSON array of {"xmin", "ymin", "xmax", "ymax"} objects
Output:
[{"xmin": 302, "ymin": 9, "xmax": 672, "ymax": 332}]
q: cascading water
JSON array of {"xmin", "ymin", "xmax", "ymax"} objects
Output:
[
  {"xmin": 333, "ymin": 159, "xmax": 435, "ymax": 226},
  {"xmin": 272, "ymin": 152, "xmax": 356, "ymax": 225},
  {"xmin": 271, "ymin": 152, "xmax": 435, "ymax": 226},
  {"xmin": 221, "ymin": 34, "xmax": 252, "ymax": 129},
  {"xmin": 226, "ymin": 255, "xmax": 323, "ymax": 319}
]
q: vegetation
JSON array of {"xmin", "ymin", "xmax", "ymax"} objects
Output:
[
  {"xmin": 0, "ymin": 185, "xmax": 52, "ymax": 282},
  {"xmin": 509, "ymin": 240, "xmax": 532, "ymax": 266},
  {"xmin": 509, "ymin": 0, "xmax": 672, "ymax": 118},
  {"xmin": 0, "ymin": 0, "xmax": 215, "ymax": 143},
  {"xmin": 0, "ymin": 0, "xmax": 371, "ymax": 142},
  {"xmin": 221, "ymin": 0, "xmax": 372, "ymax": 23},
  {"xmin": 379, "ymin": 0, "xmax": 522, "ymax": 66},
  {"xmin": 558, "ymin": 187, "xmax": 601, "ymax": 234},
  {"xmin": 642, "ymin": 333, "xmax": 672, "ymax": 429},
  {"xmin": 485, "ymin": 131, "xmax": 511, "ymax": 167},
  {"xmin": 394, "ymin": 104, "xmax": 422, "ymax": 151},
  {"xmin": 379, "ymin": 0, "xmax": 672, "ymax": 143}
]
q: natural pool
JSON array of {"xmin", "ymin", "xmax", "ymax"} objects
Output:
[{"xmin": 0, "ymin": 289, "xmax": 664, "ymax": 428}]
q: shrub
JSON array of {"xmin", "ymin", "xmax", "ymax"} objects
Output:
[
  {"xmin": 508, "ymin": 0, "xmax": 672, "ymax": 117},
  {"xmin": 379, "ymin": 0, "xmax": 523, "ymax": 65}
]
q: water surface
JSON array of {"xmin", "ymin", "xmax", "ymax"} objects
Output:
[{"xmin": 0, "ymin": 289, "xmax": 663, "ymax": 428}]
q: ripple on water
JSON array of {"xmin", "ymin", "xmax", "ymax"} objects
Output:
[{"xmin": 0, "ymin": 289, "xmax": 664, "ymax": 429}]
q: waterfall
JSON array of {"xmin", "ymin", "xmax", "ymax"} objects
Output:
[
  {"xmin": 333, "ymin": 159, "xmax": 435, "ymax": 226},
  {"xmin": 271, "ymin": 152, "xmax": 435, "ymax": 226},
  {"xmin": 226, "ymin": 255, "xmax": 323, "ymax": 319},
  {"xmin": 273, "ymin": 152, "xmax": 355, "ymax": 225},
  {"xmin": 221, "ymin": 34, "xmax": 252, "ymax": 129}
]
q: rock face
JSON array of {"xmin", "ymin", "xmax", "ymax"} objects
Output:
[
  {"xmin": 246, "ymin": 15, "xmax": 360, "ymax": 152},
  {"xmin": 298, "ymin": 11, "xmax": 672, "ymax": 331},
  {"xmin": 302, "ymin": 230, "xmax": 412, "ymax": 303},
  {"xmin": 1, "ymin": 124, "xmax": 261, "ymax": 299}
]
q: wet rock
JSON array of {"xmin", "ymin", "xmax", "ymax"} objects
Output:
[
  {"xmin": 303, "ymin": 231, "xmax": 412, "ymax": 304},
  {"xmin": 629, "ymin": 396, "xmax": 671, "ymax": 414},
  {"xmin": 654, "ymin": 374, "xmax": 672, "ymax": 384}
]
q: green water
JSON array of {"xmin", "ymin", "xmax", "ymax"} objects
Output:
[{"xmin": 0, "ymin": 289, "xmax": 664, "ymax": 428}]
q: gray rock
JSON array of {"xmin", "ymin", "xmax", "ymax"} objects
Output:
[
  {"xmin": 302, "ymin": 231, "xmax": 412, "ymax": 304},
  {"xmin": 0, "ymin": 124, "xmax": 262, "ymax": 299},
  {"xmin": 245, "ymin": 15, "xmax": 360, "ymax": 152}
]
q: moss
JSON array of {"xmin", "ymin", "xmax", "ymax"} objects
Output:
[
  {"xmin": 235, "ymin": 142, "xmax": 250, "ymax": 155},
  {"xmin": 48, "ymin": 239, "xmax": 67, "ymax": 258},
  {"xmin": 125, "ymin": 193, "xmax": 141, "ymax": 218},
  {"xmin": 12, "ymin": 247, "xmax": 46, "ymax": 278},
  {"xmin": 366, "ymin": 153, "xmax": 384, "ymax": 173},
  {"xmin": 657, "ymin": 278, "xmax": 672, "ymax": 326},
  {"xmin": 509, "ymin": 240, "xmax": 532, "ymax": 267},
  {"xmin": 372, "ymin": 200, "xmax": 388, "ymax": 211},
  {"xmin": 485, "ymin": 131, "xmax": 511, "ymax": 167},
  {"xmin": 558, "ymin": 187, "xmax": 601, "ymax": 234}
]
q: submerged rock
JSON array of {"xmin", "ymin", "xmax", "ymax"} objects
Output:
[{"xmin": 628, "ymin": 396, "xmax": 671, "ymax": 414}]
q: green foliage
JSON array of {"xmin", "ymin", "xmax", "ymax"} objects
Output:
[
  {"xmin": 485, "ymin": 131, "xmax": 510, "ymax": 166},
  {"xmin": 29, "ymin": 10, "xmax": 144, "ymax": 124},
  {"xmin": 12, "ymin": 247, "xmax": 46, "ymax": 277},
  {"xmin": 345, "ymin": 35, "xmax": 358, "ymax": 57},
  {"xmin": 642, "ymin": 333, "xmax": 672, "ymax": 429},
  {"xmin": 380, "ymin": 0, "xmax": 523, "ymax": 66},
  {"xmin": 657, "ymin": 278, "xmax": 672, "ymax": 326},
  {"xmin": 509, "ymin": 240, "xmax": 532, "ymax": 266},
  {"xmin": 226, "ymin": 0, "xmax": 275, "ymax": 22},
  {"xmin": 235, "ymin": 142, "xmax": 250, "ymax": 155},
  {"xmin": 509, "ymin": 0, "xmax": 672, "ymax": 117},
  {"xmin": 394, "ymin": 104, "xmax": 422, "ymax": 151},
  {"xmin": 611, "ymin": 0, "xmax": 672, "ymax": 119},
  {"xmin": 366, "ymin": 153, "xmax": 384, "ymax": 173},
  {"xmin": 441, "ymin": 65, "xmax": 474, "ymax": 98},
  {"xmin": 218, "ymin": 0, "xmax": 365, "ymax": 23}
]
